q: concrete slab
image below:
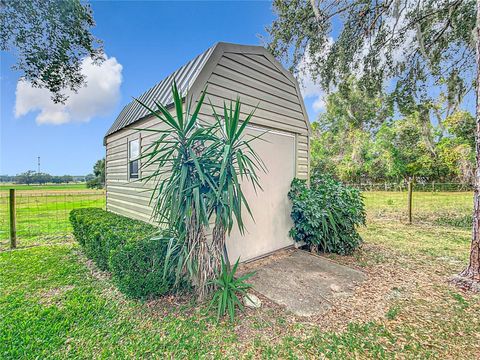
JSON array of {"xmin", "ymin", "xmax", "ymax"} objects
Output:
[{"xmin": 241, "ymin": 249, "xmax": 367, "ymax": 317}]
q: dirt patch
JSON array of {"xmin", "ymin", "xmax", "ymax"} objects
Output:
[{"xmin": 38, "ymin": 285, "xmax": 75, "ymax": 307}]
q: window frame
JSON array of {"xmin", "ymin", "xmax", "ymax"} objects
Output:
[{"xmin": 127, "ymin": 136, "xmax": 141, "ymax": 181}]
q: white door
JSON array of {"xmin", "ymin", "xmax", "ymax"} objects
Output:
[{"xmin": 226, "ymin": 126, "xmax": 296, "ymax": 262}]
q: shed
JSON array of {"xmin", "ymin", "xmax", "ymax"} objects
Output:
[{"xmin": 104, "ymin": 42, "xmax": 310, "ymax": 262}]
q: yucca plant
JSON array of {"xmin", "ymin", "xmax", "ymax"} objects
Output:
[
  {"xmin": 135, "ymin": 82, "xmax": 264, "ymax": 299},
  {"xmin": 208, "ymin": 257, "xmax": 254, "ymax": 322},
  {"xmin": 209, "ymin": 100, "xmax": 267, "ymax": 267}
]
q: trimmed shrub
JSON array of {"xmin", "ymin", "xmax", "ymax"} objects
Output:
[
  {"xmin": 288, "ymin": 174, "xmax": 366, "ymax": 255},
  {"xmin": 109, "ymin": 236, "xmax": 174, "ymax": 299},
  {"xmin": 70, "ymin": 208, "xmax": 175, "ymax": 299}
]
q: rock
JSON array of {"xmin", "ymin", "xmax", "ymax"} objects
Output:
[
  {"xmin": 244, "ymin": 293, "xmax": 262, "ymax": 308},
  {"xmin": 330, "ymin": 284, "xmax": 341, "ymax": 292}
]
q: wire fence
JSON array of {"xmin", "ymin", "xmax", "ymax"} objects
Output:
[
  {"xmin": 0, "ymin": 183, "xmax": 474, "ymax": 249},
  {"xmin": 347, "ymin": 182, "xmax": 473, "ymax": 192},
  {"xmin": 347, "ymin": 183, "xmax": 473, "ymax": 228},
  {"xmin": 0, "ymin": 190, "xmax": 105, "ymax": 249}
]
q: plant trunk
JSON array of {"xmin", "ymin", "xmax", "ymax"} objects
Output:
[
  {"xmin": 212, "ymin": 222, "xmax": 228, "ymax": 268},
  {"xmin": 187, "ymin": 208, "xmax": 214, "ymax": 301},
  {"xmin": 456, "ymin": 3, "xmax": 480, "ymax": 290}
]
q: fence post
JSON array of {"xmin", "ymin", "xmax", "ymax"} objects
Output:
[
  {"xmin": 9, "ymin": 189, "xmax": 17, "ymax": 249},
  {"xmin": 407, "ymin": 180, "xmax": 413, "ymax": 224}
]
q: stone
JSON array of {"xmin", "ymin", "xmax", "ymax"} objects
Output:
[
  {"xmin": 244, "ymin": 293, "xmax": 262, "ymax": 308},
  {"xmin": 330, "ymin": 284, "xmax": 341, "ymax": 292}
]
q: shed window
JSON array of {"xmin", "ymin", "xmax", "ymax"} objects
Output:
[{"xmin": 128, "ymin": 138, "xmax": 140, "ymax": 179}]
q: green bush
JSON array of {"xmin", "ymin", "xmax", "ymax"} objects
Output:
[
  {"xmin": 288, "ymin": 174, "xmax": 366, "ymax": 255},
  {"xmin": 109, "ymin": 236, "xmax": 174, "ymax": 299},
  {"xmin": 70, "ymin": 208, "xmax": 175, "ymax": 299}
]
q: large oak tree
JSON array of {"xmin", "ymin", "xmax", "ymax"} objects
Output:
[{"xmin": 267, "ymin": 0, "xmax": 479, "ymax": 289}]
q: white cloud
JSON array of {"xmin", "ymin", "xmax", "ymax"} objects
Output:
[{"xmin": 15, "ymin": 56, "xmax": 123, "ymax": 125}]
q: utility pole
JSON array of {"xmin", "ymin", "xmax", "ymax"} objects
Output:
[{"xmin": 37, "ymin": 156, "xmax": 40, "ymax": 173}]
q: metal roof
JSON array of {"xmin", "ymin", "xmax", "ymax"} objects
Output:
[{"xmin": 105, "ymin": 45, "xmax": 215, "ymax": 138}]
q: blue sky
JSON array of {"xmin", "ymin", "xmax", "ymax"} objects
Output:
[
  {"xmin": 2, "ymin": 1, "xmax": 313, "ymax": 176},
  {"xmin": 0, "ymin": 1, "xmax": 475, "ymax": 176}
]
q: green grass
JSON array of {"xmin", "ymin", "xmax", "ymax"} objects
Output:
[
  {"xmin": 0, "ymin": 183, "xmax": 88, "ymax": 191},
  {"xmin": 0, "ymin": 190, "xmax": 105, "ymax": 248},
  {"xmin": 0, "ymin": 245, "xmax": 236, "ymax": 359},
  {"xmin": 363, "ymin": 191, "xmax": 472, "ymax": 228},
  {"xmin": 1, "ymin": 190, "xmax": 479, "ymax": 358}
]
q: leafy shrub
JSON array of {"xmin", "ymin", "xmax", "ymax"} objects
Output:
[
  {"xmin": 70, "ymin": 208, "xmax": 175, "ymax": 299},
  {"xmin": 288, "ymin": 174, "xmax": 366, "ymax": 255},
  {"xmin": 109, "ymin": 235, "xmax": 175, "ymax": 299},
  {"xmin": 208, "ymin": 258, "xmax": 254, "ymax": 322}
]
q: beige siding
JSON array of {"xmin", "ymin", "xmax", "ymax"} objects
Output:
[
  {"xmin": 105, "ymin": 114, "xmax": 171, "ymax": 223},
  {"xmin": 105, "ymin": 50, "xmax": 310, "ymax": 224}
]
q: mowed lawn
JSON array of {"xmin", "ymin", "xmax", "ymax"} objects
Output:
[
  {"xmin": 0, "ymin": 183, "xmax": 89, "ymax": 191},
  {"xmin": 1, "ymin": 190, "xmax": 479, "ymax": 359},
  {"xmin": 0, "ymin": 185, "xmax": 105, "ymax": 248}
]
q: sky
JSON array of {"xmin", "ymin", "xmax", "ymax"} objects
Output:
[
  {"xmin": 2, "ymin": 0, "xmax": 321, "ymax": 176},
  {"xmin": 0, "ymin": 1, "xmax": 475, "ymax": 176}
]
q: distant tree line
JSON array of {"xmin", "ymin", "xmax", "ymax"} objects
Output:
[
  {"xmin": 0, "ymin": 158, "xmax": 106, "ymax": 187},
  {"xmin": 0, "ymin": 171, "xmax": 80, "ymax": 184}
]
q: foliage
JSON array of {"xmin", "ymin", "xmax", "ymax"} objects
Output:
[
  {"xmin": 310, "ymin": 80, "xmax": 475, "ymax": 184},
  {"xmin": 0, "ymin": 0, "xmax": 103, "ymax": 103},
  {"xmin": 137, "ymin": 82, "xmax": 264, "ymax": 299},
  {"xmin": 267, "ymin": 0, "xmax": 475, "ymax": 112},
  {"xmin": 208, "ymin": 258, "xmax": 254, "ymax": 322},
  {"xmin": 86, "ymin": 158, "xmax": 105, "ymax": 189},
  {"xmin": 444, "ymin": 111, "xmax": 476, "ymax": 148},
  {"xmin": 109, "ymin": 235, "xmax": 176, "ymax": 299},
  {"xmin": 288, "ymin": 174, "xmax": 366, "ymax": 255},
  {"xmin": 13, "ymin": 171, "xmax": 75, "ymax": 185},
  {"xmin": 69, "ymin": 208, "xmax": 174, "ymax": 299}
]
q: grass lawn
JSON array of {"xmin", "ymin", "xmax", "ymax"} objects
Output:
[
  {"xmin": 1, "ymin": 190, "xmax": 480, "ymax": 359},
  {"xmin": 0, "ymin": 189, "xmax": 105, "ymax": 249},
  {"xmin": 0, "ymin": 183, "xmax": 88, "ymax": 191}
]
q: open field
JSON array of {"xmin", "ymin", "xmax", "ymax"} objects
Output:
[
  {"xmin": 0, "ymin": 188, "xmax": 105, "ymax": 248},
  {"xmin": 0, "ymin": 189, "xmax": 479, "ymax": 358},
  {"xmin": 0, "ymin": 183, "xmax": 88, "ymax": 191},
  {"xmin": 364, "ymin": 191, "xmax": 473, "ymax": 228}
]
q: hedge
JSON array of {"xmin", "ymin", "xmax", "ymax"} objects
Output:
[{"xmin": 70, "ymin": 208, "xmax": 175, "ymax": 299}]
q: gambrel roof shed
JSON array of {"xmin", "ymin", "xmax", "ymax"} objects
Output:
[
  {"xmin": 104, "ymin": 42, "xmax": 310, "ymax": 262},
  {"xmin": 105, "ymin": 42, "xmax": 310, "ymax": 140}
]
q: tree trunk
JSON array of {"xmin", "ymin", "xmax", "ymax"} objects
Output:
[{"xmin": 456, "ymin": 1, "xmax": 480, "ymax": 290}]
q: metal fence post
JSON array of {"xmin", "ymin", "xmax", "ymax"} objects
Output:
[
  {"xmin": 407, "ymin": 180, "xmax": 413, "ymax": 224},
  {"xmin": 9, "ymin": 189, "xmax": 17, "ymax": 249}
]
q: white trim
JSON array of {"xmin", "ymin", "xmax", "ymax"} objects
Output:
[{"xmin": 127, "ymin": 135, "xmax": 141, "ymax": 181}]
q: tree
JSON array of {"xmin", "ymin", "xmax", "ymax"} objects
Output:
[
  {"xmin": 87, "ymin": 158, "xmax": 105, "ymax": 189},
  {"xmin": 268, "ymin": 0, "xmax": 479, "ymax": 289},
  {"xmin": 0, "ymin": 0, "xmax": 103, "ymax": 103},
  {"xmin": 138, "ymin": 83, "xmax": 264, "ymax": 300},
  {"xmin": 457, "ymin": 3, "xmax": 480, "ymax": 288},
  {"xmin": 310, "ymin": 78, "xmax": 393, "ymax": 182}
]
